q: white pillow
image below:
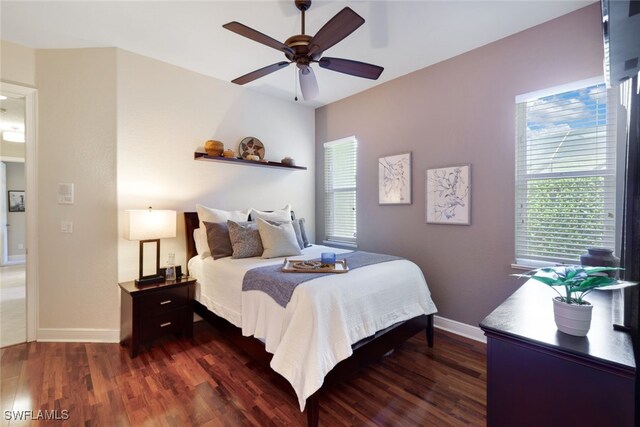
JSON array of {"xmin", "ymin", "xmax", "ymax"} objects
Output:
[
  {"xmin": 196, "ymin": 204, "xmax": 249, "ymax": 229},
  {"xmin": 193, "ymin": 228, "xmax": 210, "ymax": 259},
  {"xmin": 256, "ymin": 218, "xmax": 301, "ymax": 259},
  {"xmin": 249, "ymin": 204, "xmax": 292, "ymax": 222}
]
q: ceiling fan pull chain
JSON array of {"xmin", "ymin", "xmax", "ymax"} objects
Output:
[{"xmin": 294, "ymin": 68, "xmax": 298, "ymax": 101}]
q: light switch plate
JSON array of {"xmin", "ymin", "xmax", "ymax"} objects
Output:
[
  {"xmin": 61, "ymin": 221, "xmax": 73, "ymax": 233},
  {"xmin": 58, "ymin": 183, "xmax": 74, "ymax": 204}
]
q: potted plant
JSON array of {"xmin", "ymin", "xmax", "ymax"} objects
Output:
[{"xmin": 513, "ymin": 265, "xmax": 621, "ymax": 336}]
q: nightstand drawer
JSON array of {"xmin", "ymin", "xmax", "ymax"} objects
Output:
[
  {"xmin": 139, "ymin": 286, "xmax": 189, "ymax": 314},
  {"xmin": 140, "ymin": 309, "xmax": 186, "ymax": 342}
]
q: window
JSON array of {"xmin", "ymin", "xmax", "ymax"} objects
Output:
[
  {"xmin": 515, "ymin": 80, "xmax": 617, "ymax": 265},
  {"xmin": 324, "ymin": 137, "xmax": 357, "ymax": 245}
]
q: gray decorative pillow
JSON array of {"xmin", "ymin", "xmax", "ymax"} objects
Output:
[
  {"xmin": 267, "ymin": 220, "xmax": 304, "ymax": 249},
  {"xmin": 203, "ymin": 221, "xmax": 233, "ymax": 260},
  {"xmin": 256, "ymin": 218, "xmax": 302, "ymax": 259},
  {"xmin": 297, "ymin": 218, "xmax": 311, "ymax": 247},
  {"xmin": 227, "ymin": 220, "xmax": 263, "ymax": 259}
]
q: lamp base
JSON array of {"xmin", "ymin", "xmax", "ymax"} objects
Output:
[{"xmin": 135, "ymin": 274, "xmax": 165, "ymax": 287}]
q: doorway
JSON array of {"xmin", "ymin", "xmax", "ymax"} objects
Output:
[
  {"xmin": 1, "ymin": 93, "xmax": 26, "ymax": 347},
  {"xmin": 0, "ymin": 82, "xmax": 37, "ymax": 345}
]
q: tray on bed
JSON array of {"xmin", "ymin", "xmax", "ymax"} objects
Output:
[{"xmin": 282, "ymin": 258, "xmax": 349, "ymax": 274}]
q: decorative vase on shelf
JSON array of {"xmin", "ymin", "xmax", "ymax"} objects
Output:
[{"xmin": 580, "ymin": 247, "xmax": 620, "ymax": 278}]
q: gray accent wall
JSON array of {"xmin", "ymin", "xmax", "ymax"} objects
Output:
[{"xmin": 315, "ymin": 4, "xmax": 604, "ymax": 326}]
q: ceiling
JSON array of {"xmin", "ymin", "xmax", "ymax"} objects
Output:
[{"xmin": 0, "ymin": 1, "xmax": 592, "ymax": 108}]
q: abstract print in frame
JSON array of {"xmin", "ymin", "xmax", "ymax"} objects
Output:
[
  {"xmin": 425, "ymin": 164, "xmax": 470, "ymax": 225},
  {"xmin": 378, "ymin": 152, "xmax": 412, "ymax": 205}
]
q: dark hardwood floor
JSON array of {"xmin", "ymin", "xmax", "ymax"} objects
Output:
[{"xmin": 1, "ymin": 321, "xmax": 486, "ymax": 426}]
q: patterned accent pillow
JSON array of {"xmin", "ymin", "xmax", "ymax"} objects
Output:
[
  {"xmin": 203, "ymin": 221, "xmax": 233, "ymax": 260},
  {"xmin": 227, "ymin": 220, "xmax": 264, "ymax": 259},
  {"xmin": 256, "ymin": 218, "xmax": 302, "ymax": 259}
]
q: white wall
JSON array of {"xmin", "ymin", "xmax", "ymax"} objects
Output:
[
  {"xmin": 116, "ymin": 50, "xmax": 315, "ymax": 281},
  {"xmin": 1, "ymin": 40, "xmax": 35, "ymax": 87},
  {"xmin": 36, "ymin": 48, "xmax": 119, "ymax": 336}
]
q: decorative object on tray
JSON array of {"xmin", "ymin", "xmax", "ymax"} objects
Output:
[
  {"xmin": 379, "ymin": 153, "xmax": 412, "ymax": 205},
  {"xmin": 223, "ymin": 149, "xmax": 236, "ymax": 158},
  {"xmin": 239, "ymin": 137, "xmax": 265, "ymax": 160},
  {"xmin": 425, "ymin": 164, "xmax": 470, "ymax": 225},
  {"xmin": 512, "ymin": 265, "xmax": 623, "ymax": 336},
  {"xmin": 282, "ymin": 258, "xmax": 349, "ymax": 274},
  {"xmin": 281, "ymin": 157, "xmax": 296, "ymax": 166},
  {"xmin": 204, "ymin": 140, "xmax": 224, "ymax": 157},
  {"xmin": 321, "ymin": 252, "xmax": 336, "ymax": 267},
  {"xmin": 246, "ymin": 154, "xmax": 260, "ymax": 161},
  {"xmin": 580, "ymin": 247, "xmax": 620, "ymax": 278}
]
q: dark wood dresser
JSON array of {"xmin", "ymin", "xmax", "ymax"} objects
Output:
[
  {"xmin": 119, "ymin": 277, "xmax": 196, "ymax": 357},
  {"xmin": 480, "ymin": 281, "xmax": 637, "ymax": 427}
]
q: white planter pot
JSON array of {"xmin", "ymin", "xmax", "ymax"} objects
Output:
[{"xmin": 552, "ymin": 297, "xmax": 593, "ymax": 336}]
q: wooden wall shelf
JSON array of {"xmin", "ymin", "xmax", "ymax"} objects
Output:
[{"xmin": 194, "ymin": 152, "xmax": 307, "ymax": 170}]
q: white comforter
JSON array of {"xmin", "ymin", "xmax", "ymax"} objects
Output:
[{"xmin": 188, "ymin": 245, "xmax": 437, "ymax": 410}]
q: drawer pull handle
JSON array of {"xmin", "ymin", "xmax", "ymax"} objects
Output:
[
  {"xmin": 160, "ymin": 322, "xmax": 172, "ymax": 328},
  {"xmin": 160, "ymin": 300, "xmax": 172, "ymax": 305}
]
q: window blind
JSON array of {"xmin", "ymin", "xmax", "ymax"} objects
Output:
[
  {"xmin": 515, "ymin": 83, "xmax": 617, "ymax": 265},
  {"xmin": 324, "ymin": 137, "xmax": 357, "ymax": 244}
]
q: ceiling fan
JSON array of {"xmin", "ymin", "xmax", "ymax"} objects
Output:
[{"xmin": 223, "ymin": 0, "xmax": 384, "ymax": 101}]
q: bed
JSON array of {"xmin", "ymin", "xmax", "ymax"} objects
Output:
[{"xmin": 184, "ymin": 212, "xmax": 437, "ymax": 426}]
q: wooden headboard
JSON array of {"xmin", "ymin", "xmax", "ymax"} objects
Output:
[{"xmin": 184, "ymin": 212, "xmax": 200, "ymax": 268}]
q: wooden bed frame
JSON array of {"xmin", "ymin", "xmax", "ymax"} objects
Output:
[{"xmin": 184, "ymin": 212, "xmax": 434, "ymax": 426}]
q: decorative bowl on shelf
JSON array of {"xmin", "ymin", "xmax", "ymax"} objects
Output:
[
  {"xmin": 205, "ymin": 140, "xmax": 224, "ymax": 157},
  {"xmin": 281, "ymin": 157, "xmax": 295, "ymax": 166}
]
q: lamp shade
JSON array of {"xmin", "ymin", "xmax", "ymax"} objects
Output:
[{"xmin": 125, "ymin": 209, "xmax": 176, "ymax": 241}]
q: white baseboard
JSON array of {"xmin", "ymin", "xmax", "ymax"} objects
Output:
[
  {"xmin": 37, "ymin": 328, "xmax": 119, "ymax": 343},
  {"xmin": 434, "ymin": 315, "xmax": 486, "ymax": 343},
  {"xmin": 33, "ymin": 318, "xmax": 483, "ymax": 345}
]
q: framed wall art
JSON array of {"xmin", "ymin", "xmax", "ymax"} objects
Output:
[
  {"xmin": 379, "ymin": 152, "xmax": 411, "ymax": 205},
  {"xmin": 8, "ymin": 190, "xmax": 25, "ymax": 213},
  {"xmin": 425, "ymin": 164, "xmax": 470, "ymax": 225}
]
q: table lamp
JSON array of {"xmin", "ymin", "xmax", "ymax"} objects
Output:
[{"xmin": 125, "ymin": 208, "xmax": 176, "ymax": 286}]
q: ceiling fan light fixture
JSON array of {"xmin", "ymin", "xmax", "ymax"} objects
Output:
[{"xmin": 223, "ymin": 0, "xmax": 383, "ymax": 100}]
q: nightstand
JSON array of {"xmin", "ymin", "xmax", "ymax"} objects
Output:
[{"xmin": 119, "ymin": 277, "xmax": 196, "ymax": 357}]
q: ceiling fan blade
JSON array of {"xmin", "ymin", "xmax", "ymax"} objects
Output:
[
  {"xmin": 232, "ymin": 62, "xmax": 290, "ymax": 85},
  {"xmin": 223, "ymin": 21, "xmax": 294, "ymax": 55},
  {"xmin": 308, "ymin": 7, "xmax": 365, "ymax": 57},
  {"xmin": 299, "ymin": 67, "xmax": 319, "ymax": 100},
  {"xmin": 318, "ymin": 57, "xmax": 384, "ymax": 80}
]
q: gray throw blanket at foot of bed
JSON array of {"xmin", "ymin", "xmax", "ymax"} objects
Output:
[{"xmin": 242, "ymin": 251, "xmax": 402, "ymax": 308}]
